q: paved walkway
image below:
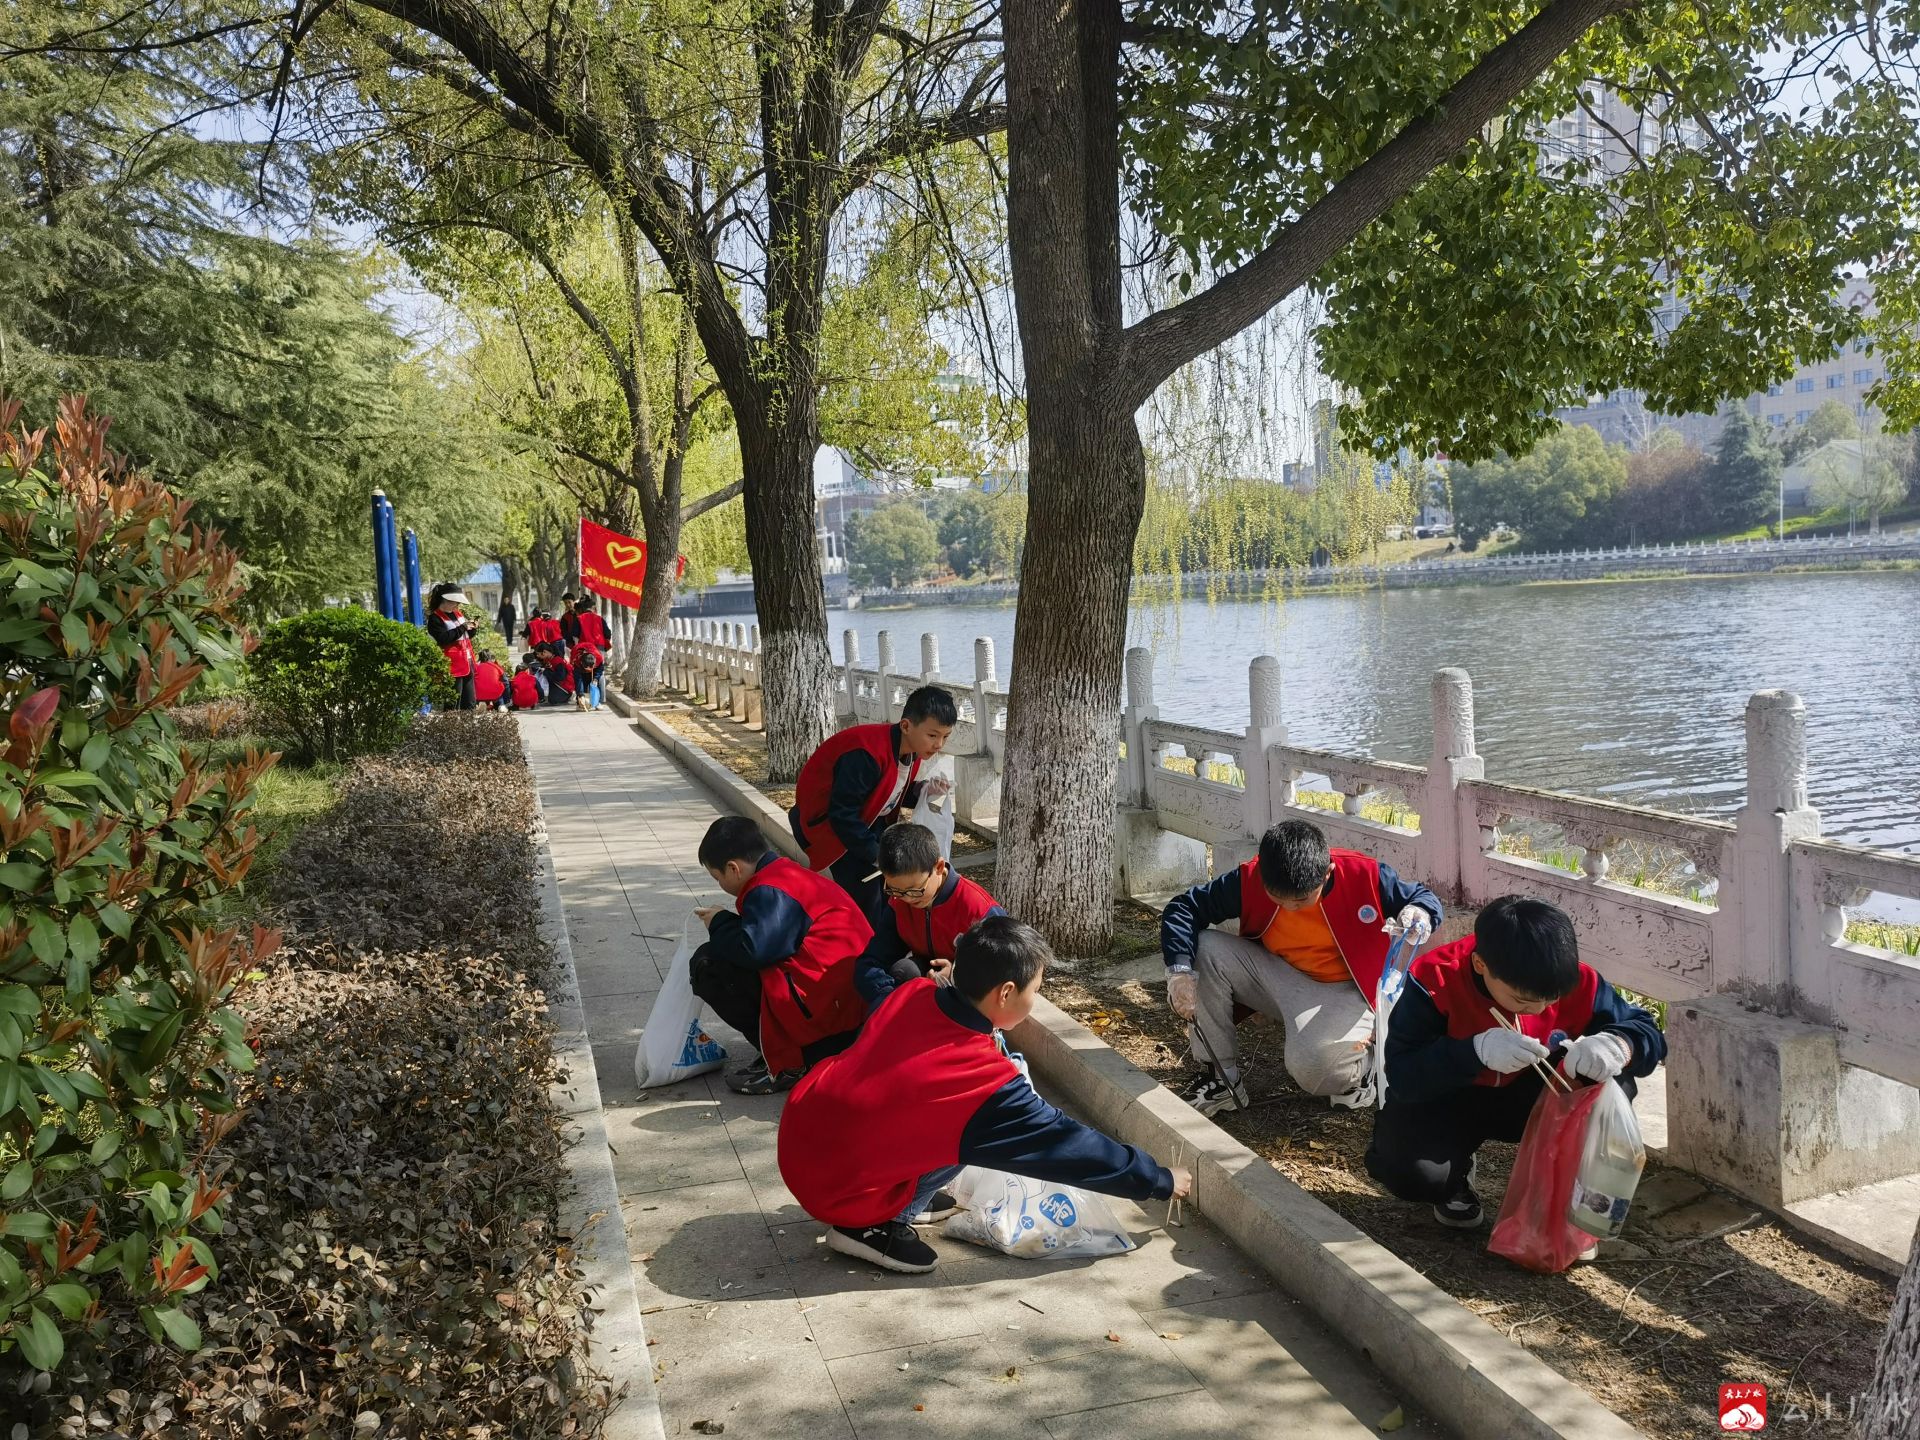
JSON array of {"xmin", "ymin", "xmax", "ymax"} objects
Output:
[{"xmin": 523, "ymin": 707, "xmax": 1442, "ymax": 1440}]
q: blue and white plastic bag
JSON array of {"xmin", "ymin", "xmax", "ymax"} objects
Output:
[
  {"xmin": 942, "ymin": 1166, "xmax": 1135, "ymax": 1260},
  {"xmin": 633, "ymin": 916, "xmax": 728, "ymax": 1088}
]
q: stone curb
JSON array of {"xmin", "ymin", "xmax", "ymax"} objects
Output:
[
  {"xmin": 611, "ymin": 690, "xmax": 1644, "ymax": 1440},
  {"xmin": 524, "ymin": 743, "xmax": 669, "ymax": 1440}
]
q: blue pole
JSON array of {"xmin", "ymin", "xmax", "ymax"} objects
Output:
[
  {"xmin": 403, "ymin": 530, "xmax": 425, "ymax": 626},
  {"xmin": 387, "ymin": 508, "xmax": 404, "ymax": 622},
  {"xmin": 371, "ymin": 491, "xmax": 396, "ymax": 618}
]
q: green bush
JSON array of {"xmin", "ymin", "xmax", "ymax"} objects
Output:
[
  {"xmin": 0, "ymin": 395, "xmax": 268, "ymax": 1376},
  {"xmin": 248, "ymin": 607, "xmax": 453, "ymax": 762}
]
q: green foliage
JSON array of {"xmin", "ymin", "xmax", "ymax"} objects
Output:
[
  {"xmin": 1709, "ymin": 407, "xmax": 1783, "ymax": 534},
  {"xmin": 0, "ymin": 24, "xmax": 508, "ymax": 615},
  {"xmin": 935, "ymin": 491, "xmax": 1023, "ymax": 578},
  {"xmin": 1805, "ymin": 434, "xmax": 1911, "ymax": 529},
  {"xmin": 846, "ymin": 504, "xmax": 942, "ymax": 588},
  {"xmin": 0, "ymin": 396, "xmax": 270, "ymax": 1375},
  {"xmin": 1616, "ymin": 444, "xmax": 1715, "ymax": 544},
  {"xmin": 248, "ymin": 610, "xmax": 453, "ymax": 764},
  {"xmin": 1445, "ymin": 425, "xmax": 1628, "ymax": 551}
]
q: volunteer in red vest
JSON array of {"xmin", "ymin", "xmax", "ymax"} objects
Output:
[
  {"xmin": 779, "ymin": 914, "xmax": 1191, "ymax": 1274},
  {"xmin": 510, "ymin": 656, "xmax": 543, "ymax": 710},
  {"xmin": 693, "ymin": 815, "xmax": 872, "ymax": 1095},
  {"xmin": 1364, "ymin": 895, "xmax": 1665, "ymax": 1229},
  {"xmin": 571, "ymin": 642, "xmax": 605, "ymax": 712},
  {"xmin": 855, "ymin": 822, "xmax": 1002, "ymax": 1008},
  {"xmin": 559, "ymin": 592, "xmax": 582, "ymax": 651},
  {"xmin": 472, "ymin": 650, "xmax": 509, "ymax": 711},
  {"xmin": 574, "ymin": 595, "xmax": 612, "ymax": 654},
  {"xmin": 1161, "ymin": 818, "xmax": 1442, "ymax": 1114},
  {"xmin": 788, "ymin": 686, "xmax": 957, "ymax": 921},
  {"xmin": 425, "ymin": 583, "xmax": 477, "ymax": 711},
  {"xmin": 525, "ymin": 609, "xmax": 561, "ymax": 651}
]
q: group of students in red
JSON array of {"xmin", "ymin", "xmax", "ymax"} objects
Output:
[
  {"xmin": 507, "ymin": 591, "xmax": 612, "ymax": 712},
  {"xmin": 677, "ymin": 689, "xmax": 1666, "ymax": 1278}
]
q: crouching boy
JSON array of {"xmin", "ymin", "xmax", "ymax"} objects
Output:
[
  {"xmin": 778, "ymin": 914, "xmax": 1192, "ymax": 1274},
  {"xmin": 854, "ymin": 822, "xmax": 1003, "ymax": 1008},
  {"xmin": 1163, "ymin": 819, "xmax": 1442, "ymax": 1114},
  {"xmin": 692, "ymin": 816, "xmax": 871, "ymax": 1096},
  {"xmin": 1364, "ymin": 895, "xmax": 1667, "ymax": 1229}
]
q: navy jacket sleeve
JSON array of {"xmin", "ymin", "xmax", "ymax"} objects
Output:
[
  {"xmin": 1382, "ymin": 979, "xmax": 1485, "ymax": 1103},
  {"xmin": 959, "ymin": 1077, "xmax": 1173, "ymax": 1201},
  {"xmin": 1375, "ymin": 862, "xmax": 1442, "ymax": 929},
  {"xmin": 827, "ymin": 750, "xmax": 885, "ymax": 862},
  {"xmin": 1159, "ymin": 870, "xmax": 1243, "ymax": 970},
  {"xmin": 1583, "ymin": 978, "xmax": 1667, "ymax": 1078},
  {"xmin": 705, "ymin": 887, "xmax": 812, "ymax": 970},
  {"xmin": 855, "ymin": 905, "xmax": 911, "ymax": 1006}
]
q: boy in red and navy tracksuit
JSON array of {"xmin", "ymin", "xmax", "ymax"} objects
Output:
[
  {"xmin": 788, "ymin": 686, "xmax": 958, "ymax": 922},
  {"xmin": 574, "ymin": 597, "xmax": 611, "ymax": 654},
  {"xmin": 1364, "ymin": 895, "xmax": 1666, "ymax": 1230},
  {"xmin": 510, "ymin": 657, "xmax": 543, "ymax": 710},
  {"xmin": 1161, "ymin": 819, "xmax": 1442, "ymax": 1114},
  {"xmin": 855, "ymin": 822, "xmax": 1003, "ymax": 1008},
  {"xmin": 472, "ymin": 650, "xmax": 509, "ymax": 711},
  {"xmin": 693, "ymin": 816, "xmax": 871, "ymax": 1096},
  {"xmin": 779, "ymin": 913, "xmax": 1192, "ymax": 1274}
]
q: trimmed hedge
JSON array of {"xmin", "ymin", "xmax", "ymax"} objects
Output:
[{"xmin": 248, "ymin": 608, "xmax": 452, "ymax": 763}]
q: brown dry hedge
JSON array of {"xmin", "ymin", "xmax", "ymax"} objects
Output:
[{"xmin": 25, "ymin": 714, "xmax": 615, "ymax": 1439}]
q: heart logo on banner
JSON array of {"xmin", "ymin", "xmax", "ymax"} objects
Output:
[{"xmin": 605, "ymin": 542, "xmax": 644, "ymax": 569}]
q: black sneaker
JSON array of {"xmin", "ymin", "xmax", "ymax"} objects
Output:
[
  {"xmin": 1181, "ymin": 1072, "xmax": 1249, "ymax": 1117},
  {"xmin": 911, "ymin": 1190, "xmax": 960, "ymax": 1223},
  {"xmin": 724, "ymin": 1059, "xmax": 800, "ymax": 1095},
  {"xmin": 826, "ymin": 1221, "xmax": 938, "ymax": 1274},
  {"xmin": 1433, "ymin": 1189, "xmax": 1485, "ymax": 1228}
]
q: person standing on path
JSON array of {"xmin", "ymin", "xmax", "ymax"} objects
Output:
[
  {"xmin": 787, "ymin": 686, "xmax": 957, "ymax": 923},
  {"xmin": 691, "ymin": 816, "xmax": 871, "ymax": 1095},
  {"xmin": 559, "ymin": 592, "xmax": 582, "ymax": 651},
  {"xmin": 496, "ymin": 594, "xmax": 518, "ymax": 646},
  {"xmin": 1162, "ymin": 818, "xmax": 1442, "ymax": 1114},
  {"xmin": 573, "ymin": 596, "xmax": 611, "ymax": 655},
  {"xmin": 426, "ymin": 583, "xmax": 477, "ymax": 712}
]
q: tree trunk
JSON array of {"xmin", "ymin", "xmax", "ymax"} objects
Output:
[
  {"xmin": 623, "ymin": 538, "xmax": 680, "ymax": 695},
  {"xmin": 741, "ymin": 418, "xmax": 833, "ymax": 781},
  {"xmin": 1861, "ymin": 1219, "xmax": 1920, "ymax": 1439}
]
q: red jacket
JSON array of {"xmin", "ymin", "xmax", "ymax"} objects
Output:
[
  {"xmin": 779, "ymin": 978, "xmax": 1016, "ymax": 1226},
  {"xmin": 1408, "ymin": 936, "xmax": 1600, "ymax": 1089},
  {"xmin": 473, "ymin": 660, "xmax": 507, "ymax": 703},
  {"xmin": 1238, "ymin": 849, "xmax": 1396, "ymax": 1001},
  {"xmin": 510, "ymin": 670, "xmax": 540, "ymax": 708},
  {"xmin": 888, "ymin": 872, "xmax": 1000, "ymax": 963},
  {"xmin": 428, "ymin": 609, "xmax": 474, "ymax": 678},
  {"xmin": 791, "ymin": 724, "xmax": 920, "ymax": 869},
  {"xmin": 738, "ymin": 857, "xmax": 871, "ymax": 1072},
  {"xmin": 575, "ymin": 611, "xmax": 611, "ymax": 650},
  {"xmin": 526, "ymin": 617, "xmax": 560, "ymax": 648}
]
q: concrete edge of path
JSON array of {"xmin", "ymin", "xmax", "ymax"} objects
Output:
[
  {"xmin": 525, "ymin": 746, "xmax": 669, "ymax": 1440},
  {"xmin": 612, "ymin": 691, "xmax": 1643, "ymax": 1440}
]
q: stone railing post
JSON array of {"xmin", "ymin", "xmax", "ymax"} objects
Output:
[
  {"xmin": 921, "ymin": 632, "xmax": 940, "ymax": 685},
  {"xmin": 744, "ymin": 625, "xmax": 764, "ymax": 728},
  {"xmin": 1119, "ymin": 646, "xmax": 1157, "ymax": 808},
  {"xmin": 1714, "ymin": 690, "xmax": 1821, "ymax": 1010},
  {"xmin": 690, "ymin": 621, "xmax": 706, "ymax": 702},
  {"xmin": 1241, "ymin": 655, "xmax": 1285, "ymax": 848},
  {"xmin": 876, "ymin": 629, "xmax": 895, "ymax": 721},
  {"xmin": 729, "ymin": 622, "xmax": 750, "ymax": 722},
  {"xmin": 1424, "ymin": 667, "xmax": 1485, "ymax": 904},
  {"xmin": 972, "ymin": 638, "xmax": 998, "ymax": 763},
  {"xmin": 841, "ymin": 629, "xmax": 861, "ymax": 722}
]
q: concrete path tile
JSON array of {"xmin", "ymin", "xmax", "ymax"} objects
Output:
[
  {"xmin": 605, "ymin": 1099, "xmax": 745, "ymax": 1196},
  {"xmin": 653, "ymin": 1339, "xmax": 857, "ymax": 1440},
  {"xmin": 828, "ymin": 1335, "xmax": 1032, "ymax": 1438},
  {"xmin": 1041, "ymin": 1388, "xmax": 1236, "ymax": 1439}
]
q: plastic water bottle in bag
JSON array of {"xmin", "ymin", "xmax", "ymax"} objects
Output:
[{"xmin": 1567, "ymin": 1078, "xmax": 1646, "ymax": 1239}]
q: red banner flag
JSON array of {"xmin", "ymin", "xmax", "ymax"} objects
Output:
[{"xmin": 578, "ymin": 518, "xmax": 686, "ymax": 610}]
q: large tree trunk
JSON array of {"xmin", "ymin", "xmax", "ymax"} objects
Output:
[
  {"xmin": 1861, "ymin": 1220, "xmax": 1920, "ymax": 1439},
  {"xmin": 741, "ymin": 418, "xmax": 834, "ymax": 780},
  {"xmin": 623, "ymin": 537, "xmax": 680, "ymax": 695}
]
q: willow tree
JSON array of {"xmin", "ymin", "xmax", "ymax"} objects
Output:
[
  {"xmin": 996, "ymin": 0, "xmax": 1920, "ymax": 949},
  {"xmin": 278, "ymin": 0, "xmax": 1003, "ymax": 775}
]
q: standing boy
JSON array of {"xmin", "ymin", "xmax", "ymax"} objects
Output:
[
  {"xmin": 855, "ymin": 822, "xmax": 1003, "ymax": 1008},
  {"xmin": 1364, "ymin": 895, "xmax": 1665, "ymax": 1228},
  {"xmin": 779, "ymin": 914, "xmax": 1191, "ymax": 1274},
  {"xmin": 574, "ymin": 596, "xmax": 612, "ymax": 654},
  {"xmin": 693, "ymin": 816, "xmax": 871, "ymax": 1095},
  {"xmin": 1162, "ymin": 818, "xmax": 1442, "ymax": 1114},
  {"xmin": 789, "ymin": 686, "xmax": 957, "ymax": 921}
]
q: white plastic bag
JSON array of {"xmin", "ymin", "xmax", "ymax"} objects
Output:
[
  {"xmin": 909, "ymin": 764, "xmax": 955, "ymax": 861},
  {"xmin": 942, "ymin": 1166, "xmax": 1135, "ymax": 1260},
  {"xmin": 1568, "ymin": 1077, "xmax": 1646, "ymax": 1238},
  {"xmin": 633, "ymin": 916, "xmax": 728, "ymax": 1089}
]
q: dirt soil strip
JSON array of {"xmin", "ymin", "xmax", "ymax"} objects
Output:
[{"xmin": 636, "ymin": 692, "xmax": 1899, "ymax": 1440}]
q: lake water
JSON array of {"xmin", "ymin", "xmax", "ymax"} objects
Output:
[{"xmin": 813, "ymin": 569, "xmax": 1920, "ymax": 853}]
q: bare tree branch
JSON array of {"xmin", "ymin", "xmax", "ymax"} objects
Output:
[{"xmin": 679, "ymin": 477, "xmax": 744, "ymax": 523}]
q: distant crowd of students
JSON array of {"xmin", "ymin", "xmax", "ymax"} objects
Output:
[{"xmin": 427, "ymin": 585, "xmax": 613, "ymax": 712}]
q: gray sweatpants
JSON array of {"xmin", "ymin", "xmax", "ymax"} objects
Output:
[{"xmin": 1189, "ymin": 929, "xmax": 1373, "ymax": 1097}]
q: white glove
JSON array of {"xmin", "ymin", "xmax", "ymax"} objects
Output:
[
  {"xmin": 1562, "ymin": 1032, "xmax": 1633, "ymax": 1082},
  {"xmin": 1394, "ymin": 904, "xmax": 1434, "ymax": 947},
  {"xmin": 1474, "ymin": 1026, "xmax": 1549, "ymax": 1075},
  {"xmin": 1167, "ymin": 970, "xmax": 1198, "ymax": 1020}
]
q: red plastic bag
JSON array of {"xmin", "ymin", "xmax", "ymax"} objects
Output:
[{"xmin": 1487, "ymin": 1082, "xmax": 1605, "ymax": 1273}]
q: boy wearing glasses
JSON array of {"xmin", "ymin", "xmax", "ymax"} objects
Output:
[{"xmin": 855, "ymin": 823, "xmax": 1003, "ymax": 1008}]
